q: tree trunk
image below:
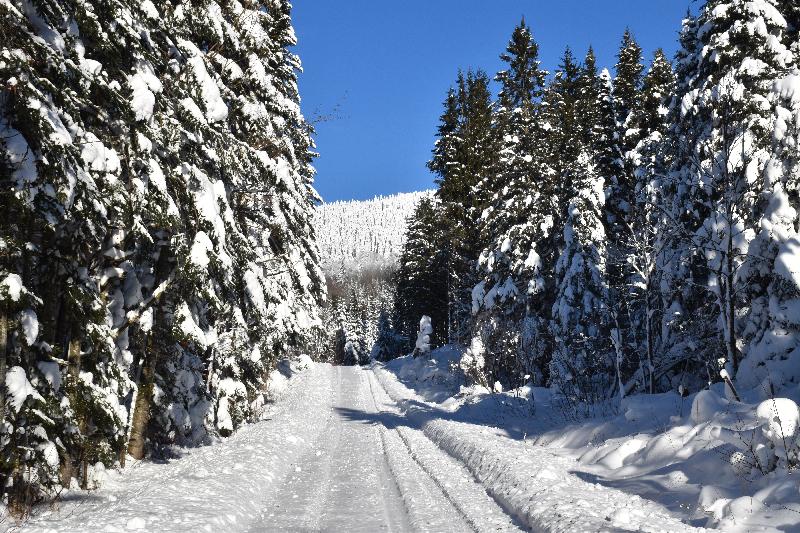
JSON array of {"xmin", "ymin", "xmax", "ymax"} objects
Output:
[
  {"xmin": 126, "ymin": 245, "xmax": 172, "ymax": 461},
  {"xmin": 60, "ymin": 332, "xmax": 82, "ymax": 488},
  {"xmin": 726, "ymin": 271, "xmax": 738, "ymax": 375},
  {"xmin": 126, "ymin": 337, "xmax": 157, "ymax": 460},
  {"xmin": 0, "ymin": 305, "xmax": 7, "ymax": 425},
  {"xmin": 645, "ymin": 279, "xmax": 655, "ymax": 395},
  {"xmin": 725, "ymin": 232, "xmax": 739, "ymax": 375}
]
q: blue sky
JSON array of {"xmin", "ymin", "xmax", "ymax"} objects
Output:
[{"xmin": 292, "ymin": 1, "xmax": 692, "ymax": 203}]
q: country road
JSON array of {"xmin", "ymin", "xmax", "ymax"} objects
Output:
[
  {"xmin": 14, "ymin": 364, "xmax": 523, "ymax": 533},
  {"xmin": 14, "ymin": 361, "xmax": 705, "ymax": 533},
  {"xmin": 251, "ymin": 365, "xmax": 523, "ymax": 532}
]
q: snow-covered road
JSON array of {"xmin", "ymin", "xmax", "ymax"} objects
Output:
[
  {"xmin": 14, "ymin": 363, "xmax": 521, "ymax": 533},
  {"xmin": 13, "ymin": 361, "xmax": 706, "ymax": 532},
  {"xmin": 250, "ymin": 366, "xmax": 412, "ymax": 532},
  {"xmin": 251, "ymin": 365, "xmax": 521, "ymax": 532}
]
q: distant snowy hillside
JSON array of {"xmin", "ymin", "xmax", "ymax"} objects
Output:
[{"xmin": 315, "ymin": 191, "xmax": 432, "ymax": 272}]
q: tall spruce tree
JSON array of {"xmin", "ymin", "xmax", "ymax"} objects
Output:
[
  {"xmin": 0, "ymin": 0, "xmax": 323, "ymax": 506},
  {"xmin": 578, "ymin": 48, "xmax": 620, "ymax": 198},
  {"xmin": 607, "ymin": 30, "xmax": 644, "ymax": 244},
  {"xmin": 619, "ymin": 50, "xmax": 677, "ymax": 394},
  {"xmin": 393, "ymin": 197, "xmax": 449, "ymax": 351},
  {"xmin": 550, "ymin": 148, "xmax": 611, "ymax": 402},
  {"xmin": 472, "ymin": 20, "xmax": 548, "ymax": 387},
  {"xmin": 430, "ymin": 71, "xmax": 499, "ymax": 344}
]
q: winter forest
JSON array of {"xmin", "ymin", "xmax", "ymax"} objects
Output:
[{"xmin": 3, "ymin": 0, "xmax": 800, "ymax": 531}]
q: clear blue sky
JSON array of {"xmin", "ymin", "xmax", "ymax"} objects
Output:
[{"xmin": 292, "ymin": 1, "xmax": 692, "ymax": 202}]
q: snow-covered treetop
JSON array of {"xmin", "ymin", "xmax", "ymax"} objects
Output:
[{"xmin": 315, "ymin": 191, "xmax": 433, "ymax": 273}]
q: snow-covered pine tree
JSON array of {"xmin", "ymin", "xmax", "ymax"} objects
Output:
[
  {"xmin": 608, "ymin": 31, "xmax": 645, "ymax": 238},
  {"xmin": 371, "ymin": 308, "xmax": 402, "ymax": 362},
  {"xmin": 613, "ymin": 30, "xmax": 645, "ymax": 150},
  {"xmin": 472, "ymin": 20, "xmax": 549, "ymax": 387},
  {"xmin": 432, "ymin": 70, "xmax": 500, "ymax": 344},
  {"xmin": 123, "ymin": 0, "xmax": 324, "ymax": 452},
  {"xmin": 621, "ymin": 50, "xmax": 676, "ymax": 394},
  {"xmin": 542, "ymin": 48, "xmax": 584, "ymax": 201},
  {"xmin": 599, "ymin": 32, "xmax": 645, "ymax": 395},
  {"xmin": 1, "ymin": 0, "xmax": 323, "ymax": 506},
  {"xmin": 550, "ymin": 148, "xmax": 611, "ymax": 403},
  {"xmin": 737, "ymin": 2, "xmax": 800, "ymax": 392},
  {"xmin": 578, "ymin": 47, "xmax": 621, "ymax": 234},
  {"xmin": 0, "ymin": 0, "xmax": 161, "ymax": 502},
  {"xmin": 660, "ymin": 0, "xmax": 795, "ymax": 391}
]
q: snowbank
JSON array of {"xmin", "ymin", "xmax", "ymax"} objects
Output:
[
  {"xmin": 10, "ymin": 357, "xmax": 321, "ymax": 533},
  {"xmin": 376, "ymin": 346, "xmax": 800, "ymax": 531}
]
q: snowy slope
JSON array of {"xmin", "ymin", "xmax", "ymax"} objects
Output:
[{"xmin": 315, "ymin": 191, "xmax": 432, "ymax": 272}]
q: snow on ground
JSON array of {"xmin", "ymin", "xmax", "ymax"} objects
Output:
[
  {"xmin": 9, "ymin": 348, "xmax": 800, "ymax": 532},
  {"xmin": 4, "ymin": 357, "xmax": 327, "ymax": 533},
  {"xmin": 251, "ymin": 364, "xmax": 522, "ymax": 532},
  {"xmin": 7, "ymin": 359, "xmax": 522, "ymax": 533},
  {"xmin": 376, "ymin": 347, "xmax": 800, "ymax": 532}
]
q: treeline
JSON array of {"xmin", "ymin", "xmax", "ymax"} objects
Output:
[
  {"xmin": 308, "ymin": 265, "xmax": 397, "ymax": 365},
  {"xmin": 0, "ymin": 0, "xmax": 323, "ymax": 512},
  {"xmin": 310, "ymin": 192, "xmax": 428, "ymax": 366},
  {"xmin": 394, "ymin": 1, "xmax": 800, "ymax": 404}
]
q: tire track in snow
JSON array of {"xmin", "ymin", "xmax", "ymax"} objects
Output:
[
  {"xmin": 365, "ymin": 368, "xmax": 527, "ymax": 532},
  {"xmin": 373, "ymin": 364, "xmax": 707, "ymax": 533},
  {"xmin": 252, "ymin": 365, "xmax": 411, "ymax": 532}
]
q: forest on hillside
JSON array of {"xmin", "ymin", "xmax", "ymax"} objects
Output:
[
  {"xmin": 311, "ymin": 192, "xmax": 428, "ymax": 365},
  {"xmin": 391, "ymin": 1, "xmax": 800, "ymax": 407}
]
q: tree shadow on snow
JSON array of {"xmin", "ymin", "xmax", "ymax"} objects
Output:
[{"xmin": 334, "ymin": 396, "xmax": 531, "ymax": 441}]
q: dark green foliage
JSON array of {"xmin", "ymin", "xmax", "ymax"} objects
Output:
[
  {"xmin": 428, "ymin": 70, "xmax": 501, "ymax": 344},
  {"xmin": 393, "ymin": 198, "xmax": 449, "ymax": 351},
  {"xmin": 412, "ymin": 2, "xmax": 800, "ymax": 406},
  {"xmin": 472, "ymin": 20, "xmax": 551, "ymax": 387}
]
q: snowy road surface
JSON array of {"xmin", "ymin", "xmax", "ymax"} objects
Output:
[
  {"xmin": 15, "ymin": 364, "xmax": 521, "ymax": 533},
  {"xmin": 250, "ymin": 365, "xmax": 521, "ymax": 532},
  {"xmin": 250, "ymin": 366, "xmax": 412, "ymax": 532},
  {"xmin": 14, "ymin": 362, "xmax": 705, "ymax": 532}
]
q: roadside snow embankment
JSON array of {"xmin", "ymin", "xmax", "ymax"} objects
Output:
[
  {"xmin": 11, "ymin": 356, "xmax": 329, "ymax": 533},
  {"xmin": 375, "ymin": 348, "xmax": 800, "ymax": 532},
  {"xmin": 374, "ymin": 352, "xmax": 707, "ymax": 532}
]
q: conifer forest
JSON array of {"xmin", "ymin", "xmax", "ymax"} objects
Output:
[{"xmin": 2, "ymin": 1, "xmax": 800, "ymax": 531}]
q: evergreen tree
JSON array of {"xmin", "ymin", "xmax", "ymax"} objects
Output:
[
  {"xmin": 550, "ymin": 150, "xmax": 611, "ymax": 402},
  {"xmin": 622, "ymin": 50, "xmax": 676, "ymax": 394},
  {"xmin": 372, "ymin": 308, "xmax": 403, "ymax": 362},
  {"xmin": 393, "ymin": 197, "xmax": 449, "ymax": 351},
  {"xmin": 607, "ymin": 29, "xmax": 644, "ymax": 246},
  {"xmin": 0, "ymin": 0, "xmax": 323, "ymax": 505},
  {"xmin": 543, "ymin": 48, "xmax": 585, "ymax": 175},
  {"xmin": 472, "ymin": 20, "xmax": 549, "ymax": 387},
  {"xmin": 430, "ymin": 71, "xmax": 500, "ymax": 343},
  {"xmin": 613, "ymin": 30, "xmax": 645, "ymax": 141},
  {"xmin": 661, "ymin": 0, "xmax": 796, "ymax": 391},
  {"xmin": 578, "ymin": 48, "xmax": 620, "ymax": 198}
]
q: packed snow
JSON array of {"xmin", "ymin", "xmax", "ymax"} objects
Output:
[
  {"xmin": 8, "ymin": 347, "xmax": 800, "ymax": 532},
  {"xmin": 8, "ymin": 359, "xmax": 524, "ymax": 533}
]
